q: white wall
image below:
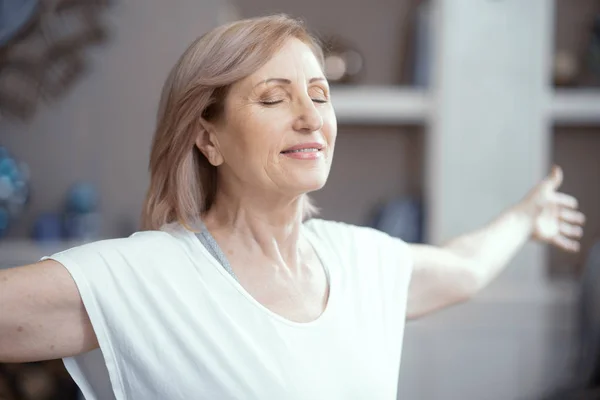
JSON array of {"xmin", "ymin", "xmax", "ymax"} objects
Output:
[{"xmin": 428, "ymin": 0, "xmax": 554, "ymax": 293}]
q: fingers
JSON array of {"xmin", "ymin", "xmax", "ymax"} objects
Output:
[
  {"xmin": 553, "ymin": 192, "xmax": 579, "ymax": 209},
  {"xmin": 552, "ymin": 235, "xmax": 581, "ymax": 253},
  {"xmin": 547, "ymin": 165, "xmax": 563, "ymax": 190},
  {"xmin": 559, "ymin": 221, "xmax": 584, "ymax": 239},
  {"xmin": 556, "ymin": 220, "xmax": 584, "ymax": 254},
  {"xmin": 542, "ymin": 166, "xmax": 585, "ymax": 255},
  {"xmin": 559, "ymin": 208, "xmax": 586, "ymax": 225}
]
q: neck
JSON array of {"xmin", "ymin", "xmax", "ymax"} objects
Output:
[{"xmin": 202, "ymin": 188, "xmax": 307, "ymax": 269}]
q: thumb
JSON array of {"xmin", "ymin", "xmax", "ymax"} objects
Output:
[{"xmin": 546, "ymin": 165, "xmax": 563, "ymax": 190}]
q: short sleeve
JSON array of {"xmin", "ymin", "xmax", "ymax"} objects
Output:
[{"xmin": 40, "ymin": 231, "xmax": 180, "ymax": 400}]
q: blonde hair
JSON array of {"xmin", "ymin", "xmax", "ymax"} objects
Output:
[{"xmin": 141, "ymin": 14, "xmax": 322, "ymax": 231}]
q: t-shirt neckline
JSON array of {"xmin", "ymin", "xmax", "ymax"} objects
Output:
[{"xmin": 185, "ymin": 221, "xmax": 337, "ymax": 329}]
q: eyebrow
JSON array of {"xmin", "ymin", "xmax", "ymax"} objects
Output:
[{"xmin": 254, "ymin": 77, "xmax": 327, "ymax": 88}]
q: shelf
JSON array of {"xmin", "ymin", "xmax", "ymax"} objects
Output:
[
  {"xmin": 331, "ymin": 86, "xmax": 600, "ymax": 126},
  {"xmin": 551, "ymin": 89, "xmax": 600, "ymax": 125},
  {"xmin": 0, "ymin": 240, "xmax": 90, "ymax": 268},
  {"xmin": 331, "ymin": 86, "xmax": 430, "ymax": 125}
]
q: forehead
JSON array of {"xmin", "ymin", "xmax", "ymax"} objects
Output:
[{"xmin": 244, "ymin": 38, "xmax": 324, "ymax": 87}]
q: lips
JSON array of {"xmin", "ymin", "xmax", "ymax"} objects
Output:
[{"xmin": 281, "ymin": 142, "xmax": 324, "ymax": 154}]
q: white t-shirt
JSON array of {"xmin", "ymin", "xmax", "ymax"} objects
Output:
[{"xmin": 43, "ymin": 218, "xmax": 413, "ymax": 400}]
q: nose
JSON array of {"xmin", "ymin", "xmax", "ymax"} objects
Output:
[{"xmin": 292, "ymin": 95, "xmax": 323, "ymax": 133}]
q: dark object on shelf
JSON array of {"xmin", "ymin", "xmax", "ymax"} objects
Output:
[
  {"xmin": 32, "ymin": 212, "xmax": 63, "ymax": 241},
  {"xmin": 553, "ymin": 50, "xmax": 580, "ymax": 87},
  {"xmin": 0, "ymin": 146, "xmax": 31, "ymax": 239},
  {"xmin": 65, "ymin": 182, "xmax": 98, "ymax": 214},
  {"xmin": 411, "ymin": 0, "xmax": 432, "ymax": 87},
  {"xmin": 0, "ymin": 360, "xmax": 79, "ymax": 400},
  {"xmin": 30, "ymin": 182, "xmax": 102, "ymax": 242},
  {"xmin": 62, "ymin": 181, "xmax": 101, "ymax": 240},
  {"xmin": 371, "ymin": 197, "xmax": 424, "ymax": 244},
  {"xmin": 0, "ymin": 0, "xmax": 113, "ymax": 121},
  {"xmin": 63, "ymin": 211, "xmax": 101, "ymax": 240},
  {"xmin": 588, "ymin": 15, "xmax": 600, "ymax": 85},
  {"xmin": 320, "ymin": 35, "xmax": 364, "ymax": 85}
]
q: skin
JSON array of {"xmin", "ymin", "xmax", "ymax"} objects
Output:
[
  {"xmin": 407, "ymin": 165, "xmax": 586, "ymax": 318},
  {"xmin": 196, "ymin": 38, "xmax": 336, "ymax": 323}
]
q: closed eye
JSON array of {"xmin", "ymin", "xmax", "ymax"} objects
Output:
[
  {"xmin": 261, "ymin": 99, "xmax": 327, "ymax": 106},
  {"xmin": 260, "ymin": 100, "xmax": 284, "ymax": 106}
]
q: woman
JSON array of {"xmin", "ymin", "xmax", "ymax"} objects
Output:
[{"xmin": 0, "ymin": 14, "xmax": 586, "ymax": 400}]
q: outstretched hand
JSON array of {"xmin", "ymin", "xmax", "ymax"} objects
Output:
[{"xmin": 520, "ymin": 165, "xmax": 586, "ymax": 253}]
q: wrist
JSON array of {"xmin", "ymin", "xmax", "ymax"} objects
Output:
[{"xmin": 511, "ymin": 201, "xmax": 537, "ymax": 239}]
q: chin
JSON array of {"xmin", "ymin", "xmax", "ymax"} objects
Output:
[{"xmin": 288, "ymin": 170, "xmax": 329, "ymax": 193}]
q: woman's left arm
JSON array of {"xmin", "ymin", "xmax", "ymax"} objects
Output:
[{"xmin": 406, "ymin": 166, "xmax": 586, "ymax": 319}]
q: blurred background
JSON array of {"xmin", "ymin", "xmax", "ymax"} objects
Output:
[{"xmin": 0, "ymin": 0, "xmax": 599, "ymax": 399}]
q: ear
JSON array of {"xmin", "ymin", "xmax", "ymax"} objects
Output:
[{"xmin": 195, "ymin": 119, "xmax": 224, "ymax": 166}]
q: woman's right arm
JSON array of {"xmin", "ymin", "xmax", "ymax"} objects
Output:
[{"xmin": 0, "ymin": 260, "xmax": 99, "ymax": 363}]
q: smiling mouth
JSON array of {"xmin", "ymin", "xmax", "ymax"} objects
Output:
[{"xmin": 280, "ymin": 148, "xmax": 322, "ymax": 154}]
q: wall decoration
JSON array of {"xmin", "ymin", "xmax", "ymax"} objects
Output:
[
  {"xmin": 62, "ymin": 181, "xmax": 101, "ymax": 241},
  {"xmin": 0, "ymin": 146, "xmax": 30, "ymax": 238},
  {"xmin": 0, "ymin": 0, "xmax": 113, "ymax": 120},
  {"xmin": 320, "ymin": 35, "xmax": 365, "ymax": 85}
]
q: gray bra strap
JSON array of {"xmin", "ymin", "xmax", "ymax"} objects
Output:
[
  {"xmin": 195, "ymin": 220, "xmax": 239, "ymax": 282},
  {"xmin": 195, "ymin": 220, "xmax": 330, "ymax": 286}
]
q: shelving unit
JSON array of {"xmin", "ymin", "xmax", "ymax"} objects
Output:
[
  {"xmin": 0, "ymin": 240, "xmax": 89, "ymax": 269},
  {"xmin": 331, "ymin": 86, "xmax": 430, "ymax": 125},
  {"xmin": 331, "ymin": 86, "xmax": 600, "ymax": 126},
  {"xmin": 551, "ymin": 89, "xmax": 600, "ymax": 125}
]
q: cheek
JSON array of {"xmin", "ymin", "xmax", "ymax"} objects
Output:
[
  {"xmin": 243, "ymin": 116, "xmax": 284, "ymax": 156},
  {"xmin": 222, "ymin": 112, "xmax": 285, "ymax": 163},
  {"xmin": 322, "ymin": 113, "xmax": 337, "ymax": 146}
]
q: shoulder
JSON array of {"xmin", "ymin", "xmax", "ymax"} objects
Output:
[
  {"xmin": 304, "ymin": 218, "xmax": 399, "ymax": 244},
  {"xmin": 303, "ymin": 218, "xmax": 354, "ymax": 247},
  {"xmin": 305, "ymin": 219, "xmax": 413, "ymax": 287},
  {"xmin": 303, "ymin": 218, "xmax": 348, "ymax": 236},
  {"xmin": 47, "ymin": 224, "xmax": 189, "ymax": 270},
  {"xmin": 305, "ymin": 219, "xmax": 412, "ymax": 264},
  {"xmin": 304, "ymin": 218, "xmax": 411, "ymax": 258},
  {"xmin": 72, "ymin": 229, "xmax": 181, "ymax": 255}
]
